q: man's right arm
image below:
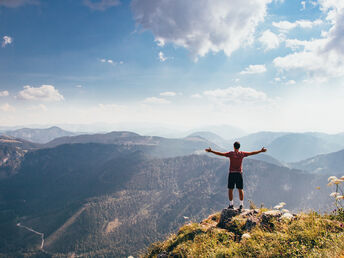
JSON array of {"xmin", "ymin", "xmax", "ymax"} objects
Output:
[{"xmin": 205, "ymin": 147, "xmax": 228, "ymax": 157}]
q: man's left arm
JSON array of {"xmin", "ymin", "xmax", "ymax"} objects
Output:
[{"xmin": 245, "ymin": 147, "xmax": 267, "ymax": 156}]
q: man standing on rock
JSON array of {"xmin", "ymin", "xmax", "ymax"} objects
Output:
[{"xmin": 205, "ymin": 142, "xmax": 267, "ymax": 210}]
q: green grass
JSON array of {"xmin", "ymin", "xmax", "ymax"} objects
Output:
[{"xmin": 144, "ymin": 210, "xmax": 344, "ymax": 257}]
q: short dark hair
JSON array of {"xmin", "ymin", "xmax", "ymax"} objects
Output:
[{"xmin": 234, "ymin": 141, "xmax": 240, "ymax": 149}]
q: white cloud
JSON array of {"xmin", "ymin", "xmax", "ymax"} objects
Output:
[
  {"xmin": 286, "ymin": 80, "xmax": 296, "ymax": 85},
  {"xmin": 272, "ymin": 19, "xmax": 322, "ymax": 31},
  {"xmin": 158, "ymin": 51, "xmax": 167, "ymax": 62},
  {"xmin": 240, "ymin": 64, "xmax": 267, "ymax": 75},
  {"xmin": 84, "ymin": 0, "xmax": 120, "ymax": 11},
  {"xmin": 259, "ymin": 30, "xmax": 281, "ymax": 50},
  {"xmin": 0, "ymin": 90, "xmax": 9, "ymax": 97},
  {"xmin": 273, "ymin": 2, "xmax": 344, "ymax": 79},
  {"xmin": 100, "ymin": 59, "xmax": 106, "ymax": 63},
  {"xmin": 160, "ymin": 91, "xmax": 176, "ymax": 97},
  {"xmin": 107, "ymin": 59, "xmax": 114, "ymax": 64},
  {"xmin": 191, "ymin": 93, "xmax": 202, "ymax": 99},
  {"xmin": 203, "ymin": 86, "xmax": 268, "ymax": 104},
  {"xmin": 0, "ymin": 103, "xmax": 15, "ymax": 112},
  {"xmin": 143, "ymin": 97, "xmax": 170, "ymax": 104},
  {"xmin": 30, "ymin": 104, "xmax": 48, "ymax": 112},
  {"xmin": 0, "ymin": 0, "xmax": 37, "ymax": 8},
  {"xmin": 98, "ymin": 103, "xmax": 125, "ymax": 111},
  {"xmin": 17, "ymin": 85, "xmax": 64, "ymax": 102},
  {"xmin": 131, "ymin": 0, "xmax": 272, "ymax": 60},
  {"xmin": 75, "ymin": 85, "xmax": 83, "ymax": 88},
  {"xmin": 274, "ymin": 77, "xmax": 281, "ymax": 82},
  {"xmin": 301, "ymin": 1, "xmax": 306, "ymax": 10},
  {"xmin": 2, "ymin": 36, "xmax": 13, "ymax": 47}
]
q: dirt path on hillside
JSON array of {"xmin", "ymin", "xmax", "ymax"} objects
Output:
[{"xmin": 44, "ymin": 204, "xmax": 90, "ymax": 249}]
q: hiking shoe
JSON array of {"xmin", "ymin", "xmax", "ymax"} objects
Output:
[
  {"xmin": 239, "ymin": 205, "xmax": 243, "ymax": 211},
  {"xmin": 228, "ymin": 205, "xmax": 234, "ymax": 209}
]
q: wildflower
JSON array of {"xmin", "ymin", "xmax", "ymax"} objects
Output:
[
  {"xmin": 328, "ymin": 176, "xmax": 338, "ymax": 182},
  {"xmin": 333, "ymin": 179, "xmax": 344, "ymax": 185},
  {"xmin": 279, "ymin": 202, "xmax": 286, "ymax": 206},
  {"xmin": 242, "ymin": 233, "xmax": 251, "ymax": 239},
  {"xmin": 282, "ymin": 209, "xmax": 289, "ymax": 213},
  {"xmin": 281, "ymin": 213, "xmax": 293, "ymax": 220},
  {"xmin": 274, "ymin": 205, "xmax": 283, "ymax": 209},
  {"xmin": 316, "ymin": 186, "xmax": 320, "ymax": 190},
  {"xmin": 330, "ymin": 192, "xmax": 340, "ymax": 197},
  {"xmin": 335, "ymin": 195, "xmax": 344, "ymax": 200},
  {"xmin": 183, "ymin": 216, "xmax": 189, "ymax": 220},
  {"xmin": 340, "ymin": 176, "xmax": 344, "ymax": 180}
]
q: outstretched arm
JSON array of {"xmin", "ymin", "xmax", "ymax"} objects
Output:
[
  {"xmin": 205, "ymin": 147, "xmax": 228, "ymax": 157},
  {"xmin": 246, "ymin": 147, "xmax": 267, "ymax": 156}
]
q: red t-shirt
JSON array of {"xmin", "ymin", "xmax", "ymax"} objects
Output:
[{"xmin": 225, "ymin": 151, "xmax": 249, "ymax": 173}]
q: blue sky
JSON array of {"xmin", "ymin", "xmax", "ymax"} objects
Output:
[{"xmin": 1, "ymin": 0, "xmax": 344, "ymax": 134}]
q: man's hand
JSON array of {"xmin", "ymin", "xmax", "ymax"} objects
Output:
[
  {"xmin": 261, "ymin": 147, "xmax": 267, "ymax": 152},
  {"xmin": 205, "ymin": 147, "xmax": 212, "ymax": 152}
]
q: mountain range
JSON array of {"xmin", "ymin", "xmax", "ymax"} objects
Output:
[
  {"xmin": 1, "ymin": 126, "xmax": 78, "ymax": 144},
  {"xmin": 0, "ymin": 128, "xmax": 343, "ymax": 256}
]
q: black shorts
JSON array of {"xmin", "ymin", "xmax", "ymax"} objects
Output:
[{"xmin": 228, "ymin": 173, "xmax": 243, "ymax": 189}]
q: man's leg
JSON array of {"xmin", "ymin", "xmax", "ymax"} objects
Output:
[
  {"xmin": 228, "ymin": 189, "xmax": 234, "ymax": 201},
  {"xmin": 238, "ymin": 189, "xmax": 244, "ymax": 201}
]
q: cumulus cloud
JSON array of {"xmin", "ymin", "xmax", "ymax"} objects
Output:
[
  {"xmin": 191, "ymin": 93, "xmax": 202, "ymax": 99},
  {"xmin": 203, "ymin": 86, "xmax": 268, "ymax": 104},
  {"xmin": 143, "ymin": 97, "xmax": 170, "ymax": 104},
  {"xmin": 0, "ymin": 90, "xmax": 9, "ymax": 97},
  {"xmin": 2, "ymin": 36, "xmax": 13, "ymax": 47},
  {"xmin": 0, "ymin": 103, "xmax": 15, "ymax": 112},
  {"xmin": 84, "ymin": 0, "xmax": 120, "ymax": 11},
  {"xmin": 158, "ymin": 51, "xmax": 167, "ymax": 62},
  {"xmin": 160, "ymin": 91, "xmax": 176, "ymax": 97},
  {"xmin": 0, "ymin": 0, "xmax": 38, "ymax": 8},
  {"xmin": 272, "ymin": 19, "xmax": 322, "ymax": 32},
  {"xmin": 131, "ymin": 0, "xmax": 272, "ymax": 60},
  {"xmin": 240, "ymin": 64, "xmax": 267, "ymax": 75},
  {"xmin": 17, "ymin": 85, "xmax": 64, "ymax": 102},
  {"xmin": 286, "ymin": 80, "xmax": 296, "ymax": 85},
  {"xmin": 273, "ymin": 2, "xmax": 344, "ymax": 78},
  {"xmin": 259, "ymin": 30, "xmax": 281, "ymax": 50}
]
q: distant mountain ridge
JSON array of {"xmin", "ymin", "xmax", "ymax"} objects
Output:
[
  {"xmin": 233, "ymin": 131, "xmax": 344, "ymax": 162},
  {"xmin": 289, "ymin": 148, "xmax": 344, "ymax": 175},
  {"xmin": 2, "ymin": 126, "xmax": 77, "ymax": 144}
]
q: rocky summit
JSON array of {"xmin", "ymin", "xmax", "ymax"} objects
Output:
[{"xmin": 145, "ymin": 208, "xmax": 344, "ymax": 257}]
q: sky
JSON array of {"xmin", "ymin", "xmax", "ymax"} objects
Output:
[{"xmin": 1, "ymin": 0, "xmax": 344, "ymax": 134}]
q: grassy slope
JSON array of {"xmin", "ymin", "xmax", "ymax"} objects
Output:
[{"xmin": 144, "ymin": 209, "xmax": 344, "ymax": 257}]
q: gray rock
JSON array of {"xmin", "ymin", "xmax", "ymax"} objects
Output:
[{"xmin": 217, "ymin": 208, "xmax": 241, "ymax": 228}]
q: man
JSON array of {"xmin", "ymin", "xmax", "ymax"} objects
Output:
[{"xmin": 205, "ymin": 142, "xmax": 266, "ymax": 210}]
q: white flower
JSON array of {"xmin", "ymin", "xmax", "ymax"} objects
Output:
[
  {"xmin": 330, "ymin": 192, "xmax": 340, "ymax": 197},
  {"xmin": 242, "ymin": 233, "xmax": 251, "ymax": 239},
  {"xmin": 328, "ymin": 176, "xmax": 338, "ymax": 182},
  {"xmin": 282, "ymin": 209, "xmax": 289, "ymax": 213},
  {"xmin": 274, "ymin": 205, "xmax": 283, "ymax": 209},
  {"xmin": 333, "ymin": 179, "xmax": 344, "ymax": 185},
  {"xmin": 279, "ymin": 202, "xmax": 286, "ymax": 207}
]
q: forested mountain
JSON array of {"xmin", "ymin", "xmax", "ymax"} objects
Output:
[
  {"xmin": 289, "ymin": 149, "xmax": 344, "ymax": 175},
  {"xmin": 44, "ymin": 131, "xmax": 222, "ymax": 158},
  {"xmin": 0, "ymin": 136, "xmax": 40, "ymax": 179},
  {"xmin": 0, "ymin": 143, "xmax": 332, "ymax": 257},
  {"xmin": 2, "ymin": 126, "xmax": 77, "ymax": 144},
  {"xmin": 234, "ymin": 131, "xmax": 344, "ymax": 162}
]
